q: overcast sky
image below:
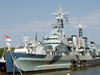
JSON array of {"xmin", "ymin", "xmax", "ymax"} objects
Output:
[{"xmin": 0, "ymin": 0, "xmax": 100, "ymax": 48}]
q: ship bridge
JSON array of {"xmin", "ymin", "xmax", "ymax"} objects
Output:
[{"xmin": 51, "ymin": 24, "xmax": 62, "ymax": 36}]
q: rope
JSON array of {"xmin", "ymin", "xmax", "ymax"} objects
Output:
[
  {"xmin": 13, "ymin": 62, "xmax": 15, "ymax": 75},
  {"xmin": 9, "ymin": 51, "xmax": 23, "ymax": 75}
]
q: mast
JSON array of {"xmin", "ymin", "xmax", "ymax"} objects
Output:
[
  {"xmin": 79, "ymin": 23, "xmax": 83, "ymax": 48},
  {"xmin": 78, "ymin": 18, "xmax": 86, "ymax": 48},
  {"xmin": 79, "ymin": 24, "xmax": 83, "ymax": 38},
  {"xmin": 51, "ymin": 5, "xmax": 69, "ymax": 36},
  {"xmin": 35, "ymin": 32, "xmax": 37, "ymax": 43}
]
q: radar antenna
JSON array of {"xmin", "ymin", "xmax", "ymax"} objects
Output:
[{"xmin": 51, "ymin": 5, "xmax": 69, "ymax": 19}]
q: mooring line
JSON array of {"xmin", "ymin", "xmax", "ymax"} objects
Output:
[{"xmin": 9, "ymin": 52, "xmax": 23, "ymax": 75}]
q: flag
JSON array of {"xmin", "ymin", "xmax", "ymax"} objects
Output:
[{"xmin": 4, "ymin": 34, "xmax": 10, "ymax": 39}]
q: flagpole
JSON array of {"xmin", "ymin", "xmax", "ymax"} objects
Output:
[{"xmin": 3, "ymin": 35, "xmax": 5, "ymax": 52}]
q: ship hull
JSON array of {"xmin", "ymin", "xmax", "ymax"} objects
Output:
[
  {"xmin": 4, "ymin": 52, "xmax": 100, "ymax": 73},
  {"xmin": 5, "ymin": 52, "xmax": 72, "ymax": 73},
  {"xmin": 87, "ymin": 59, "xmax": 100, "ymax": 66}
]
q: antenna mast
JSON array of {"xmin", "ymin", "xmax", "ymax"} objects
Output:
[
  {"xmin": 51, "ymin": 5, "xmax": 69, "ymax": 36},
  {"xmin": 52, "ymin": 5, "xmax": 69, "ymax": 19}
]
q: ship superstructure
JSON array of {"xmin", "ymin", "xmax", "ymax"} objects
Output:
[{"xmin": 42, "ymin": 6, "xmax": 71, "ymax": 56}]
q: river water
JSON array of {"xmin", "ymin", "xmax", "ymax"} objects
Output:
[{"xmin": 5, "ymin": 66, "xmax": 100, "ymax": 75}]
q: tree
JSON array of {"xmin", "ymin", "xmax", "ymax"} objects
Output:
[{"xmin": 0, "ymin": 47, "xmax": 15, "ymax": 58}]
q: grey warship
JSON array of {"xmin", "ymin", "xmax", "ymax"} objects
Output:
[{"xmin": 4, "ymin": 6, "xmax": 100, "ymax": 73}]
